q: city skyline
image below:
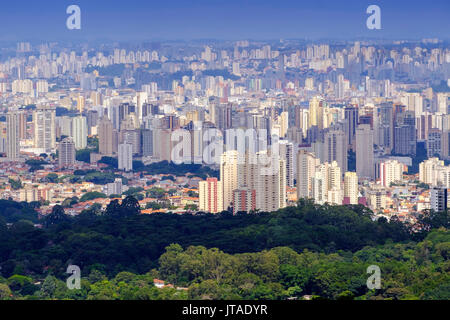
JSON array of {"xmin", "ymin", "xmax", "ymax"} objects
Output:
[{"xmin": 0, "ymin": 1, "xmax": 448, "ymax": 302}]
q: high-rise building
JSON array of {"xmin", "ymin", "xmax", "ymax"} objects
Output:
[
  {"xmin": 309, "ymin": 161, "xmax": 342, "ymax": 205},
  {"xmin": 404, "ymin": 92, "xmax": 423, "ymax": 118},
  {"xmin": 72, "ymin": 116, "xmax": 87, "ymax": 150},
  {"xmin": 430, "ymin": 188, "xmax": 448, "ymax": 212},
  {"xmin": 58, "ymin": 138, "xmax": 75, "ymax": 167},
  {"xmin": 379, "ymin": 160, "xmax": 404, "ymax": 187},
  {"xmin": 212, "ymin": 103, "xmax": 233, "ymax": 131},
  {"xmin": 118, "ymin": 143, "xmax": 133, "ymax": 171},
  {"xmin": 419, "ymin": 158, "xmax": 444, "ymax": 185},
  {"xmin": 344, "ymin": 172, "xmax": 359, "ymax": 205},
  {"xmin": 419, "ymin": 158, "xmax": 450, "ymax": 187},
  {"xmin": 220, "ymin": 150, "xmax": 239, "ymax": 210},
  {"xmin": 279, "ymin": 140, "xmax": 294, "ymax": 187},
  {"xmin": 99, "ymin": 118, "xmax": 115, "ymax": 156},
  {"xmin": 441, "ymin": 130, "xmax": 450, "ymax": 160},
  {"xmin": 77, "ymin": 95, "xmax": 85, "ymax": 113},
  {"xmin": 376, "ymin": 103, "xmax": 394, "ymax": 152},
  {"xmin": 327, "ymin": 161, "xmax": 342, "ymax": 191},
  {"xmin": 104, "ymin": 178, "xmax": 124, "ymax": 196},
  {"xmin": 33, "ymin": 106, "xmax": 56, "ymax": 152},
  {"xmin": 394, "ymin": 111, "xmax": 416, "ymax": 156},
  {"xmin": 18, "ymin": 111, "xmax": 27, "ymax": 140},
  {"xmin": 367, "ymin": 186, "xmax": 388, "ymax": 211},
  {"xmin": 308, "ymin": 96, "xmax": 322, "ymax": 128},
  {"xmin": 427, "ymin": 129, "xmax": 442, "ymax": 158},
  {"xmin": 86, "ymin": 110, "xmax": 99, "ymax": 135},
  {"xmin": 232, "ymin": 187, "xmax": 256, "ymax": 214},
  {"xmin": 6, "ymin": 112, "xmax": 20, "ymax": 159},
  {"xmin": 312, "ymin": 164, "xmax": 328, "ymax": 204},
  {"xmin": 136, "ymin": 91, "xmax": 148, "ymax": 121},
  {"xmin": 254, "ymin": 153, "xmax": 286, "ymax": 212},
  {"xmin": 323, "ymin": 128, "xmax": 347, "ymax": 173},
  {"xmin": 141, "ymin": 129, "xmax": 154, "ymax": 157},
  {"xmin": 199, "ymin": 178, "xmax": 223, "ymax": 213},
  {"xmin": 296, "ymin": 150, "xmax": 319, "ymax": 199},
  {"xmin": 356, "ymin": 124, "xmax": 374, "ymax": 180},
  {"xmin": 122, "ymin": 130, "xmax": 141, "ymax": 155},
  {"xmin": 345, "ymin": 106, "xmax": 359, "ymax": 147}
]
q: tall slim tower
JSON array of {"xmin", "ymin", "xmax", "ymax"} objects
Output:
[
  {"xmin": 220, "ymin": 150, "xmax": 239, "ymax": 211},
  {"xmin": 6, "ymin": 112, "xmax": 20, "ymax": 159},
  {"xmin": 33, "ymin": 106, "xmax": 56, "ymax": 152},
  {"xmin": 98, "ymin": 118, "xmax": 114, "ymax": 156},
  {"xmin": 356, "ymin": 124, "xmax": 374, "ymax": 180},
  {"xmin": 279, "ymin": 140, "xmax": 294, "ymax": 187},
  {"xmin": 254, "ymin": 153, "xmax": 287, "ymax": 212},
  {"xmin": 72, "ymin": 116, "xmax": 87, "ymax": 150},
  {"xmin": 324, "ymin": 129, "xmax": 347, "ymax": 173},
  {"xmin": 345, "ymin": 106, "xmax": 359, "ymax": 147},
  {"xmin": 77, "ymin": 95, "xmax": 85, "ymax": 113},
  {"xmin": 118, "ymin": 143, "xmax": 133, "ymax": 172},
  {"xmin": 58, "ymin": 138, "xmax": 75, "ymax": 167},
  {"xmin": 296, "ymin": 150, "xmax": 319, "ymax": 199},
  {"xmin": 344, "ymin": 172, "xmax": 359, "ymax": 205}
]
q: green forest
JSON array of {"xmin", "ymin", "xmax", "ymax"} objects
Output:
[{"xmin": 0, "ymin": 197, "xmax": 448, "ymax": 300}]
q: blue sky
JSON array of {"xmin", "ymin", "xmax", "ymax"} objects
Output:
[{"xmin": 0, "ymin": 0, "xmax": 448, "ymax": 41}]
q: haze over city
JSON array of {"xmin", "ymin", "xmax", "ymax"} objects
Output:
[{"xmin": 0, "ymin": 0, "xmax": 449, "ymax": 41}]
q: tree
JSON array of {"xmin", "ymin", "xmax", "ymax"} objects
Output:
[
  {"xmin": 105, "ymin": 199, "xmax": 122, "ymax": 217},
  {"xmin": 0, "ymin": 283, "xmax": 12, "ymax": 299},
  {"xmin": 121, "ymin": 196, "xmax": 141, "ymax": 216},
  {"xmin": 9, "ymin": 178, "xmax": 22, "ymax": 190},
  {"xmin": 44, "ymin": 205, "xmax": 70, "ymax": 227},
  {"xmin": 45, "ymin": 173, "xmax": 59, "ymax": 183},
  {"xmin": 62, "ymin": 197, "xmax": 79, "ymax": 208},
  {"xmin": 7, "ymin": 275, "xmax": 36, "ymax": 295},
  {"xmin": 80, "ymin": 192, "xmax": 107, "ymax": 202}
]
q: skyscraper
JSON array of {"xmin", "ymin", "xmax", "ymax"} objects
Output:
[
  {"xmin": 376, "ymin": 103, "xmax": 394, "ymax": 152},
  {"xmin": 99, "ymin": 118, "xmax": 115, "ymax": 156},
  {"xmin": 118, "ymin": 143, "xmax": 133, "ymax": 171},
  {"xmin": 345, "ymin": 106, "xmax": 359, "ymax": 148},
  {"xmin": 323, "ymin": 128, "xmax": 347, "ymax": 173},
  {"xmin": 232, "ymin": 187, "xmax": 256, "ymax": 214},
  {"xmin": 58, "ymin": 138, "xmax": 75, "ymax": 168},
  {"xmin": 72, "ymin": 116, "xmax": 87, "ymax": 150},
  {"xmin": 254, "ymin": 153, "xmax": 286, "ymax": 212},
  {"xmin": 296, "ymin": 150, "xmax": 319, "ymax": 199},
  {"xmin": 344, "ymin": 172, "xmax": 359, "ymax": 205},
  {"xmin": 86, "ymin": 110, "xmax": 99, "ymax": 135},
  {"xmin": 379, "ymin": 160, "xmax": 404, "ymax": 187},
  {"xmin": 77, "ymin": 95, "xmax": 85, "ymax": 113},
  {"xmin": 141, "ymin": 129, "xmax": 154, "ymax": 157},
  {"xmin": 441, "ymin": 130, "xmax": 450, "ymax": 160},
  {"xmin": 356, "ymin": 124, "xmax": 374, "ymax": 180},
  {"xmin": 394, "ymin": 111, "xmax": 416, "ymax": 156},
  {"xmin": 279, "ymin": 140, "xmax": 294, "ymax": 187},
  {"xmin": 430, "ymin": 188, "xmax": 448, "ymax": 212},
  {"xmin": 6, "ymin": 112, "xmax": 20, "ymax": 159},
  {"xmin": 220, "ymin": 150, "xmax": 239, "ymax": 211},
  {"xmin": 312, "ymin": 164, "xmax": 328, "ymax": 204},
  {"xmin": 427, "ymin": 129, "xmax": 442, "ymax": 158},
  {"xmin": 33, "ymin": 106, "xmax": 56, "ymax": 153},
  {"xmin": 199, "ymin": 178, "xmax": 223, "ymax": 213}
]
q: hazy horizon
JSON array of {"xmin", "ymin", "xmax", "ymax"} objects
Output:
[{"xmin": 0, "ymin": 0, "xmax": 448, "ymax": 42}]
